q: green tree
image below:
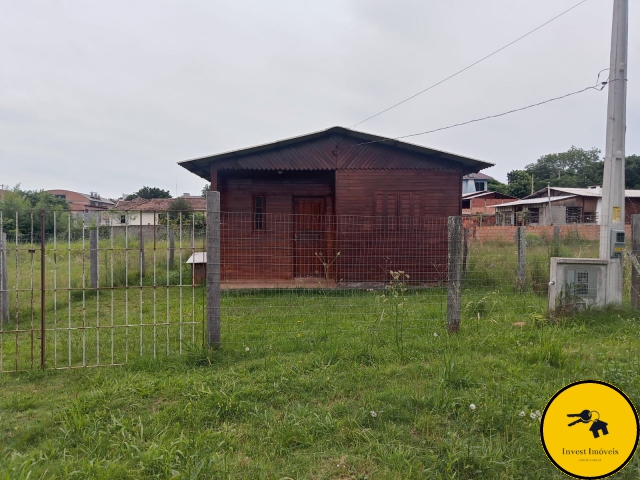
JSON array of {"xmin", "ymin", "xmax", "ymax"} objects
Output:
[
  {"xmin": 487, "ymin": 178, "xmax": 509, "ymax": 195},
  {"xmin": 0, "ymin": 186, "xmax": 71, "ymax": 238},
  {"xmin": 201, "ymin": 184, "xmax": 211, "ymax": 197},
  {"xmin": 126, "ymin": 186, "xmax": 171, "ymax": 201},
  {"xmin": 625, "ymin": 155, "xmax": 640, "ymax": 189},
  {"xmin": 525, "ymin": 147, "xmax": 603, "ymax": 191},
  {"xmin": 506, "ymin": 170, "xmax": 532, "ymax": 199},
  {"xmin": 159, "ymin": 198, "xmax": 204, "ymax": 229}
]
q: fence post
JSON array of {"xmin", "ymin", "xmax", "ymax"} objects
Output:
[
  {"xmin": 447, "ymin": 216, "xmax": 462, "ymax": 333},
  {"xmin": 40, "ymin": 210, "xmax": 46, "ymax": 369},
  {"xmin": 169, "ymin": 228, "xmax": 175, "ymax": 269},
  {"xmin": 206, "ymin": 191, "xmax": 221, "ymax": 347},
  {"xmin": 517, "ymin": 226, "xmax": 526, "ymax": 289},
  {"xmin": 0, "ymin": 232, "xmax": 8, "ymax": 323},
  {"xmin": 90, "ymin": 230, "xmax": 98, "ymax": 289},
  {"xmin": 632, "ymin": 215, "xmax": 640, "ymax": 309},
  {"xmin": 139, "ymin": 227, "xmax": 146, "ymax": 277},
  {"xmin": 462, "ymin": 228, "xmax": 469, "ymax": 277}
]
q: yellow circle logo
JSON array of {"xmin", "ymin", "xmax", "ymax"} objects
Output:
[{"xmin": 541, "ymin": 380, "xmax": 639, "ymax": 479}]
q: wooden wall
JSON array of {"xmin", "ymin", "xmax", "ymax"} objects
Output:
[
  {"xmin": 335, "ymin": 170, "xmax": 461, "ymax": 216},
  {"xmin": 216, "ymin": 169, "xmax": 461, "ymax": 284},
  {"xmin": 219, "ymin": 170, "xmax": 334, "ymax": 214}
]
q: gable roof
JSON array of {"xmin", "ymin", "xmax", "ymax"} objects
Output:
[
  {"xmin": 463, "ymin": 172, "xmax": 495, "ymax": 181},
  {"xmin": 113, "ymin": 197, "xmax": 206, "ymax": 211},
  {"xmin": 179, "ymin": 126, "xmax": 493, "ymax": 180}
]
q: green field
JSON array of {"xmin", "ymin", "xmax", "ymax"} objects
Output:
[{"xmin": 1, "ymin": 234, "xmax": 639, "ymax": 478}]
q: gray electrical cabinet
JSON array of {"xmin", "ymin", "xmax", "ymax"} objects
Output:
[{"xmin": 610, "ymin": 230, "xmax": 625, "ymax": 259}]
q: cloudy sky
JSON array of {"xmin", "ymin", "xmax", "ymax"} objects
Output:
[{"xmin": 1, "ymin": 0, "xmax": 638, "ymax": 199}]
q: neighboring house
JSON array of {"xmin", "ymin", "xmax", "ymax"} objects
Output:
[
  {"xmin": 494, "ymin": 186, "xmax": 640, "ymax": 226},
  {"xmin": 112, "ymin": 195, "xmax": 206, "ymax": 226},
  {"xmin": 46, "ymin": 190, "xmax": 114, "ymax": 225},
  {"xmin": 462, "ymin": 172, "xmax": 494, "ymax": 194},
  {"xmin": 178, "ymin": 126, "xmax": 493, "ymax": 283},
  {"xmin": 462, "ymin": 191, "xmax": 518, "ymax": 216}
]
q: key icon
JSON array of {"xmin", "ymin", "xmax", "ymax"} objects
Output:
[{"xmin": 567, "ymin": 409, "xmax": 592, "ymax": 426}]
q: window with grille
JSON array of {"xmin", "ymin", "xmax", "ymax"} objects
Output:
[{"xmin": 253, "ymin": 194, "xmax": 265, "ymax": 231}]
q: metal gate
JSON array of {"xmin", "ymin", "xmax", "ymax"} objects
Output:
[{"xmin": 0, "ymin": 209, "xmax": 206, "ymax": 372}]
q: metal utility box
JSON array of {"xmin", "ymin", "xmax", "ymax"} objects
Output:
[
  {"xmin": 548, "ymin": 258, "xmax": 621, "ymax": 311},
  {"xmin": 610, "ymin": 229, "xmax": 625, "ymax": 258}
]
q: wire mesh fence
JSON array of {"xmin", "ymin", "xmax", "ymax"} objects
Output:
[
  {"xmin": 1, "ymin": 207, "xmax": 632, "ymax": 372},
  {"xmin": 0, "ymin": 210, "xmax": 205, "ymax": 372},
  {"xmin": 214, "ymin": 212, "xmax": 617, "ymax": 355}
]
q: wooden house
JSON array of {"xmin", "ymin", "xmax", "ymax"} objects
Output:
[{"xmin": 179, "ymin": 126, "xmax": 492, "ymax": 284}]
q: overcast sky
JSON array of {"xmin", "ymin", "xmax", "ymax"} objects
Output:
[{"xmin": 1, "ymin": 0, "xmax": 638, "ymax": 199}]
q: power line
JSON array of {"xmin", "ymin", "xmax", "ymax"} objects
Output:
[
  {"xmin": 343, "ymin": 80, "xmax": 610, "ymax": 149},
  {"xmin": 351, "ymin": 0, "xmax": 591, "ymax": 129}
]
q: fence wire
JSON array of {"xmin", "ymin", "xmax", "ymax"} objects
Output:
[
  {"xmin": 0, "ymin": 210, "xmax": 205, "ymax": 372},
  {"xmin": 1, "ymin": 208, "xmax": 632, "ymax": 372}
]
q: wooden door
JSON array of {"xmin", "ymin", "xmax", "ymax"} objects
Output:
[{"xmin": 294, "ymin": 197, "xmax": 326, "ymax": 278}]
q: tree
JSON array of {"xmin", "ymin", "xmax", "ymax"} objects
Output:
[
  {"xmin": 126, "ymin": 186, "xmax": 171, "ymax": 201},
  {"xmin": 0, "ymin": 186, "xmax": 71, "ymax": 238},
  {"xmin": 487, "ymin": 178, "xmax": 509, "ymax": 195},
  {"xmin": 626, "ymin": 155, "xmax": 640, "ymax": 189},
  {"xmin": 506, "ymin": 170, "xmax": 532, "ymax": 199},
  {"xmin": 201, "ymin": 184, "xmax": 211, "ymax": 197},
  {"xmin": 524, "ymin": 147, "xmax": 603, "ymax": 191}
]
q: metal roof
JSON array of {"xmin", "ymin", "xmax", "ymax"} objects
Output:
[
  {"xmin": 462, "ymin": 190, "xmax": 517, "ymax": 200},
  {"xmin": 179, "ymin": 126, "xmax": 494, "ymax": 179},
  {"xmin": 525, "ymin": 187, "xmax": 640, "ymax": 199},
  {"xmin": 495, "ymin": 195, "xmax": 577, "ymax": 208}
]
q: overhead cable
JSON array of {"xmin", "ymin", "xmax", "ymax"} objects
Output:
[{"xmin": 351, "ymin": 0, "xmax": 591, "ymax": 128}]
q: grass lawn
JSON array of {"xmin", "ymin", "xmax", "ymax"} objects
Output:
[{"xmin": 2, "ymin": 299, "xmax": 640, "ymax": 479}]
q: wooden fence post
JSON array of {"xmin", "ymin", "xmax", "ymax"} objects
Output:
[
  {"xmin": 168, "ymin": 228, "xmax": 175, "ymax": 269},
  {"xmin": 0, "ymin": 232, "xmax": 8, "ymax": 323},
  {"xmin": 447, "ymin": 216, "xmax": 462, "ymax": 333},
  {"xmin": 632, "ymin": 215, "xmax": 640, "ymax": 310},
  {"xmin": 206, "ymin": 191, "xmax": 221, "ymax": 347},
  {"xmin": 517, "ymin": 226, "xmax": 526, "ymax": 289},
  {"xmin": 90, "ymin": 230, "xmax": 98, "ymax": 289}
]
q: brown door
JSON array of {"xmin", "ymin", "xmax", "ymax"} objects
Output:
[{"xmin": 294, "ymin": 197, "xmax": 326, "ymax": 278}]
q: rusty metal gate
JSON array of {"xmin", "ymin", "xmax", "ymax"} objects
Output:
[{"xmin": 0, "ymin": 209, "xmax": 206, "ymax": 372}]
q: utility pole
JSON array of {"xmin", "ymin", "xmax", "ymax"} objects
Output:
[{"xmin": 600, "ymin": 0, "xmax": 628, "ymax": 260}]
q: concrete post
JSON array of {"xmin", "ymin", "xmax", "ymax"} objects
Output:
[
  {"xmin": 600, "ymin": 0, "xmax": 628, "ymax": 260},
  {"xmin": 447, "ymin": 216, "xmax": 462, "ymax": 333},
  {"xmin": 169, "ymin": 228, "xmax": 175, "ymax": 269},
  {"xmin": 206, "ymin": 191, "xmax": 221, "ymax": 347},
  {"xmin": 632, "ymin": 215, "xmax": 640, "ymax": 309},
  {"xmin": 517, "ymin": 226, "xmax": 526, "ymax": 289},
  {"xmin": 462, "ymin": 228, "xmax": 469, "ymax": 277}
]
